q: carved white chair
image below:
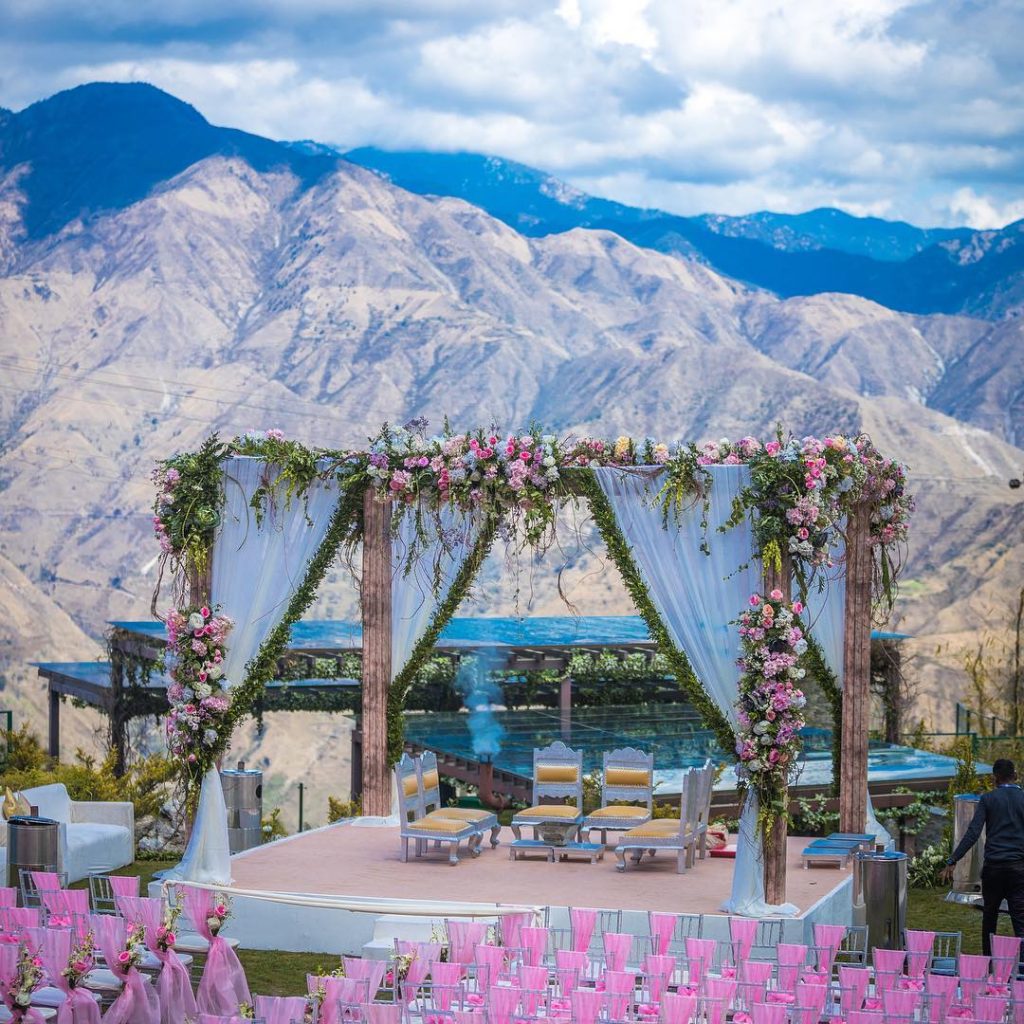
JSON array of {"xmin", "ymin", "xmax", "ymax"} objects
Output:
[
  {"xmin": 582, "ymin": 747, "xmax": 654, "ymax": 845},
  {"xmin": 418, "ymin": 750, "xmax": 501, "ymax": 848},
  {"xmin": 394, "ymin": 753, "xmax": 482, "ymax": 865},
  {"xmin": 614, "ymin": 762, "xmax": 711, "ymax": 873},
  {"xmin": 510, "ymin": 741, "xmax": 584, "ymax": 842}
]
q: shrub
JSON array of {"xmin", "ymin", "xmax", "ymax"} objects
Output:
[
  {"xmin": 327, "ymin": 796, "xmax": 361, "ymax": 822},
  {"xmin": 908, "ymin": 842, "xmax": 947, "ymax": 889},
  {"xmin": 261, "ymin": 807, "xmax": 288, "ymax": 842},
  {"xmin": 0, "ymin": 725, "xmax": 176, "ymax": 841}
]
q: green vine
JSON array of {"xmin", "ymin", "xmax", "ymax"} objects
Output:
[
  {"xmin": 804, "ymin": 634, "xmax": 843, "ymax": 797},
  {"xmin": 385, "ymin": 516, "xmax": 500, "ymax": 764},
  {"xmin": 578, "ymin": 469, "xmax": 735, "ymax": 754}
]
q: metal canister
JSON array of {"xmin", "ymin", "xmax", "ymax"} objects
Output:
[
  {"xmin": 951, "ymin": 793, "xmax": 985, "ymax": 895},
  {"xmin": 6, "ymin": 816, "xmax": 60, "ymax": 891},
  {"xmin": 221, "ymin": 761, "xmax": 263, "ymax": 853},
  {"xmin": 853, "ymin": 849, "xmax": 908, "ymax": 951}
]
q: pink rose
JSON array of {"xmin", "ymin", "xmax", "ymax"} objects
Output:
[
  {"xmin": 117, "ymin": 950, "xmax": 131, "ymax": 964},
  {"xmin": 792, "ymin": 601, "xmax": 804, "ymax": 614},
  {"xmin": 200, "ymin": 606, "xmax": 210, "ymax": 618},
  {"xmin": 769, "ymin": 588, "xmax": 784, "ymax": 601},
  {"xmin": 749, "ymin": 594, "xmax": 761, "ymax": 606}
]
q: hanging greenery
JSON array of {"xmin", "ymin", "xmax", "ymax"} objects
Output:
[{"xmin": 804, "ymin": 634, "xmax": 843, "ymax": 797}]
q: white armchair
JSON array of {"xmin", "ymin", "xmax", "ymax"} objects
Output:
[{"xmin": 0, "ymin": 783, "xmax": 134, "ymax": 883}]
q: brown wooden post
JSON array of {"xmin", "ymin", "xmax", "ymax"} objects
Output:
[
  {"xmin": 763, "ymin": 552, "xmax": 792, "ymax": 904},
  {"xmin": 559, "ymin": 673, "xmax": 572, "ymax": 740},
  {"xmin": 361, "ymin": 490, "xmax": 393, "ymax": 817},
  {"xmin": 840, "ymin": 502, "xmax": 872, "ymax": 833}
]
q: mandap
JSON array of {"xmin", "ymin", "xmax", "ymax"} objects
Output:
[{"xmin": 151, "ymin": 423, "xmax": 912, "ymax": 917}]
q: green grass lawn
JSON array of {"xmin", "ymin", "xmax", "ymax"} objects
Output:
[{"xmin": 79, "ymin": 862, "xmax": 1014, "ymax": 996}]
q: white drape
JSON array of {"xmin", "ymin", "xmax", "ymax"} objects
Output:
[
  {"xmin": 804, "ymin": 553, "xmax": 893, "ymax": 849},
  {"xmin": 592, "ymin": 465, "xmax": 796, "ymax": 916},
  {"xmin": 351, "ymin": 506, "xmax": 481, "ymax": 827},
  {"xmin": 166, "ymin": 458, "xmax": 343, "ymax": 883}
]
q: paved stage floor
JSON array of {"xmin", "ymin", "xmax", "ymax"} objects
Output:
[{"xmin": 231, "ymin": 824, "xmax": 845, "ymax": 916}]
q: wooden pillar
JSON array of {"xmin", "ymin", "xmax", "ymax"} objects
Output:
[
  {"xmin": 763, "ymin": 552, "xmax": 792, "ymax": 905},
  {"xmin": 840, "ymin": 502, "xmax": 872, "ymax": 834},
  {"xmin": 361, "ymin": 490, "xmax": 393, "ymax": 817},
  {"xmin": 559, "ymin": 674, "xmax": 572, "ymax": 740},
  {"xmin": 48, "ymin": 687, "xmax": 60, "ymax": 760}
]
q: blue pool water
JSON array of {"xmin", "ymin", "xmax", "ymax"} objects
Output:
[{"xmin": 402, "ymin": 705, "xmax": 976, "ymax": 795}]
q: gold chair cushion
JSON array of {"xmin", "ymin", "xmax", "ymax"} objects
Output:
[
  {"xmin": 401, "ymin": 775, "xmax": 419, "ymax": 798},
  {"xmin": 515, "ymin": 804, "xmax": 581, "ymax": 818},
  {"xmin": 434, "ymin": 808, "xmax": 492, "ymax": 822},
  {"xmin": 407, "ymin": 816, "xmax": 470, "ymax": 834},
  {"xmin": 588, "ymin": 805, "xmax": 650, "ymax": 819},
  {"xmin": 621, "ymin": 820, "xmax": 681, "ymax": 838},
  {"xmin": 421, "ymin": 769, "xmax": 440, "ymax": 792},
  {"xmin": 605, "ymin": 768, "xmax": 651, "ymax": 787},
  {"xmin": 536, "ymin": 764, "xmax": 579, "ymax": 784}
]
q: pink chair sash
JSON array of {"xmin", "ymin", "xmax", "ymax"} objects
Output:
[
  {"xmin": 196, "ymin": 1015, "xmax": 246, "ymax": 1024},
  {"xmin": 362, "ymin": 1002, "xmax": 401, "ymax": 1024},
  {"xmin": 776, "ymin": 944, "xmax": 807, "ymax": 993},
  {"xmin": 1010, "ymin": 980, "xmax": 1024, "ymax": 1024},
  {"xmin": 812, "ymin": 923, "xmax": 846, "ymax": 977},
  {"xmin": 0, "ymin": 889, "xmax": 17, "ymax": 908},
  {"xmin": 499, "ymin": 912, "xmax": 532, "ymax": 950},
  {"xmin": 183, "ymin": 888, "xmax": 250, "ymax": 1017},
  {"xmin": 108, "ymin": 877, "xmax": 140, "ymax": 901},
  {"xmin": 34, "ymin": 926, "xmax": 102, "ymax": 1024},
  {"xmin": 730, "ymin": 918, "xmax": 758, "ymax": 965},
  {"xmin": 518, "ymin": 965, "xmax": 547, "ymax": 1014},
  {"xmin": 488, "ymin": 983, "xmax": 519, "ymax": 1024},
  {"xmin": 30, "ymin": 872, "xmax": 63, "ymax": 891},
  {"xmin": 848, "ymin": 1012, "xmax": 885, "ymax": 1024},
  {"xmin": 960, "ymin": 954, "xmax": 990, "ymax": 979},
  {"xmin": 797, "ymin": 979, "xmax": 827, "ymax": 1017},
  {"xmin": 603, "ymin": 970, "xmax": 634, "ymax": 1019},
  {"xmin": 446, "ymin": 921, "xmax": 488, "ymax": 965},
  {"xmin": 602, "ymin": 932, "xmax": 632, "ymax": 973},
  {"xmin": 571, "ymin": 987, "xmax": 604, "ymax": 1024},
  {"xmin": 905, "ymin": 930, "xmax": 935, "ymax": 979},
  {"xmin": 662, "ymin": 990, "xmax": 697, "ymax": 1024},
  {"xmin": 253, "ymin": 995, "xmax": 308, "ymax": 1024},
  {"xmin": 975, "ymin": 995, "xmax": 1009, "ymax": 1023},
  {"xmin": 991, "ymin": 935, "xmax": 1022, "ymax": 984},
  {"xmin": 882, "ymin": 987, "xmax": 920, "ymax": 1017},
  {"xmin": 685, "ymin": 937, "xmax": 716, "ymax": 987},
  {"xmin": 872, "ymin": 948, "xmax": 906, "ymax": 975},
  {"xmin": 127, "ymin": 895, "xmax": 196, "ymax": 1024},
  {"xmin": 741, "ymin": 960, "xmax": 773, "ymax": 987},
  {"xmin": 707, "ymin": 977, "xmax": 736, "ymax": 1008},
  {"xmin": 650, "ymin": 913, "xmax": 677, "ymax": 957},
  {"xmin": 570, "ymin": 909, "xmax": 599, "ymax": 953},
  {"xmin": 838, "ymin": 965, "xmax": 870, "ymax": 1013},
  {"xmin": 752, "ymin": 1002, "xmax": 787, "ymax": 1024},
  {"xmin": 91, "ymin": 913, "xmax": 159, "ymax": 1024},
  {"xmin": 520, "ymin": 928, "xmax": 547, "ymax": 968},
  {"xmin": 343, "ymin": 957, "xmax": 387, "ymax": 997},
  {"xmin": 474, "ymin": 943, "xmax": 506, "ymax": 986}
]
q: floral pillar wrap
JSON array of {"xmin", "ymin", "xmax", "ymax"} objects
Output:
[{"xmin": 735, "ymin": 591, "xmax": 809, "ymax": 839}]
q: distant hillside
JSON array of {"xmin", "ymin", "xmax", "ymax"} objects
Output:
[{"xmin": 345, "ymin": 147, "xmax": 1023, "ymax": 319}]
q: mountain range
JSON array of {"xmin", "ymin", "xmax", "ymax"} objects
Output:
[{"xmin": 0, "ymin": 82, "xmax": 1022, "ymax": 826}]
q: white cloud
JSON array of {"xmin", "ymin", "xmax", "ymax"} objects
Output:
[
  {"xmin": 948, "ymin": 188, "xmax": 1024, "ymax": 230},
  {"xmin": 2, "ymin": 0, "xmax": 1022, "ymax": 227}
]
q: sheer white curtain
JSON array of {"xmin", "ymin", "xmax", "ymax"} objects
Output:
[
  {"xmin": 166, "ymin": 457, "xmax": 343, "ymax": 882},
  {"xmin": 592, "ymin": 465, "xmax": 796, "ymax": 916},
  {"xmin": 804, "ymin": 554, "xmax": 893, "ymax": 848},
  {"xmin": 352, "ymin": 505, "xmax": 482, "ymax": 827}
]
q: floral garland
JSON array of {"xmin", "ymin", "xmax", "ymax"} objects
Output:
[
  {"xmin": 734, "ymin": 591, "xmax": 809, "ymax": 837},
  {"xmin": 700, "ymin": 432, "xmax": 913, "ymax": 609},
  {"xmin": 165, "ymin": 605, "xmax": 233, "ymax": 801}
]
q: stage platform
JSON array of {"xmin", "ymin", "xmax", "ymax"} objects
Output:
[{"xmin": 195, "ymin": 823, "xmax": 853, "ymax": 955}]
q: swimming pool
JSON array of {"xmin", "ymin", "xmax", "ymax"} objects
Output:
[{"xmin": 402, "ymin": 704, "xmax": 976, "ymax": 795}]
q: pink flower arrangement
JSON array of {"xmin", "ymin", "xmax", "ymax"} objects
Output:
[
  {"xmin": 734, "ymin": 593, "xmax": 808, "ymax": 835},
  {"xmin": 165, "ymin": 604, "xmax": 234, "ymax": 787}
]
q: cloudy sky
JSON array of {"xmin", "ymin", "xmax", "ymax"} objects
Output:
[{"xmin": 2, "ymin": 0, "xmax": 1022, "ymax": 227}]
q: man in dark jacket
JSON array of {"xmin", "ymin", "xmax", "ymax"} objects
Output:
[{"xmin": 940, "ymin": 758, "xmax": 1024, "ymax": 960}]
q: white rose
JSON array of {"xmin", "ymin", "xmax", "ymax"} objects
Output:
[
  {"xmin": 208, "ymin": 664, "xmax": 223, "ymax": 680},
  {"xmin": 753, "ymin": 721, "xmax": 769, "ymax": 735},
  {"xmin": 196, "ymin": 684, "xmax": 212, "ymax": 699},
  {"xmin": 188, "ymin": 613, "xmax": 204, "ymax": 630},
  {"xmin": 749, "ymin": 759, "xmax": 763, "ymax": 773},
  {"xmin": 543, "ymin": 456, "xmax": 556, "ymax": 467}
]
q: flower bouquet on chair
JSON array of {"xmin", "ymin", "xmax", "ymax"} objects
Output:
[
  {"xmin": 92, "ymin": 916, "xmax": 159, "ymax": 1024},
  {"xmin": 0, "ymin": 944, "xmax": 45, "ymax": 1023},
  {"xmin": 57, "ymin": 930, "xmax": 102, "ymax": 1024},
  {"xmin": 184, "ymin": 888, "xmax": 251, "ymax": 1016}
]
